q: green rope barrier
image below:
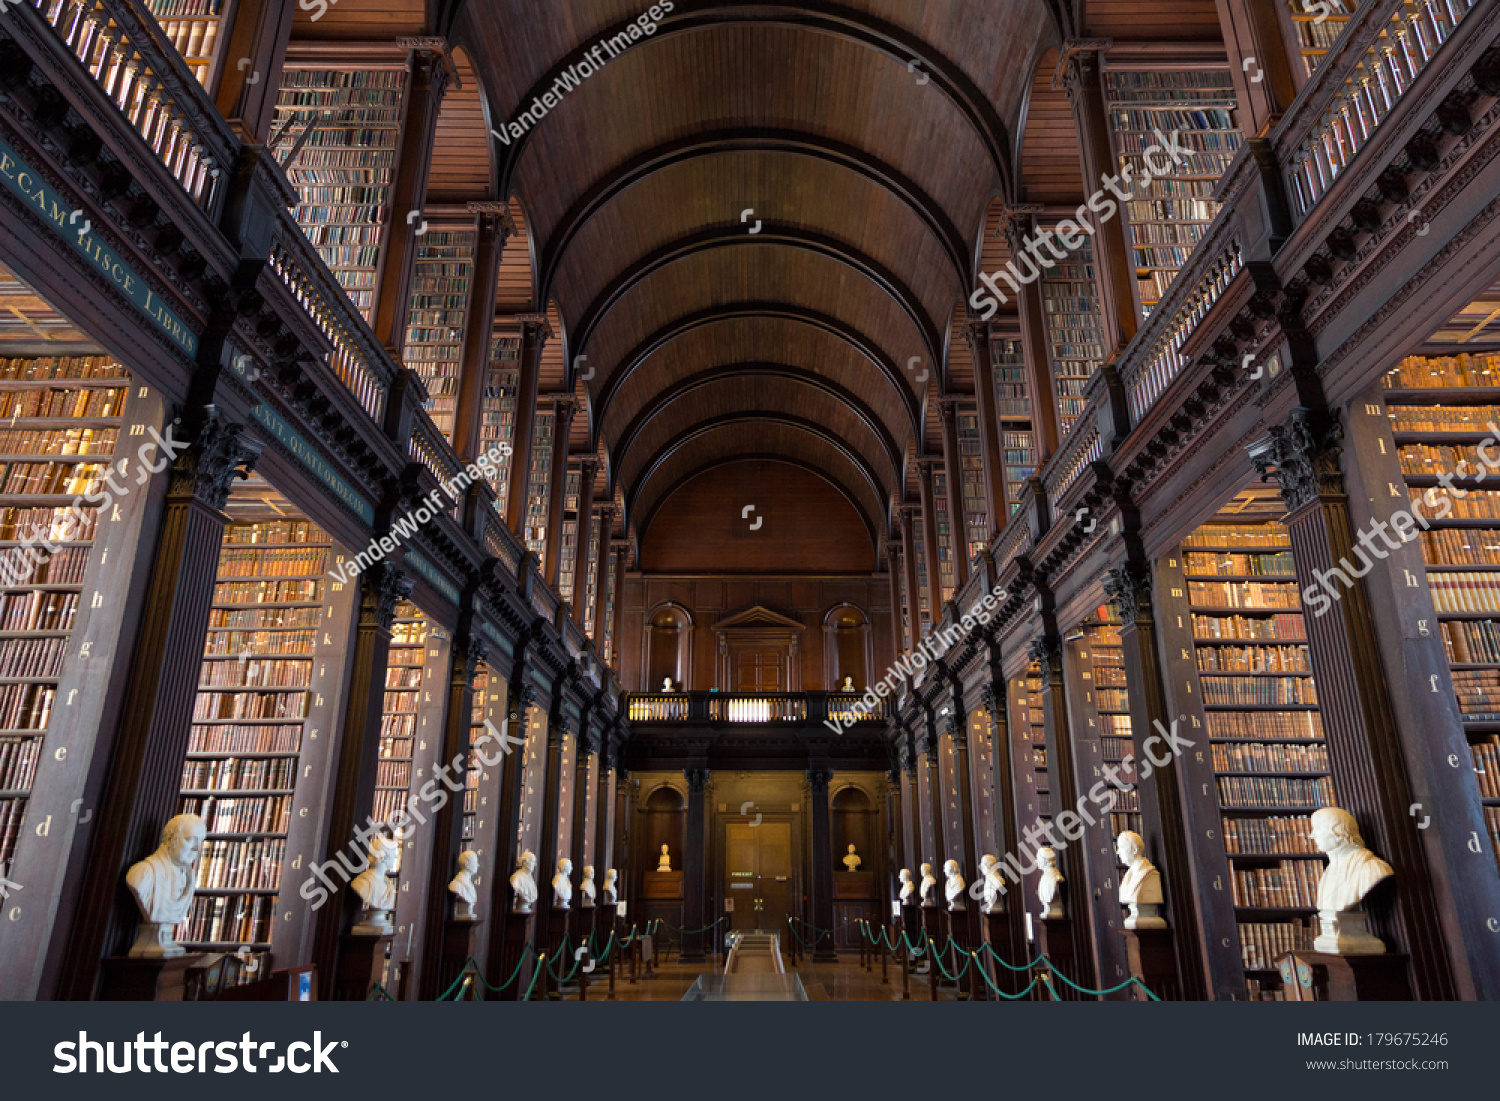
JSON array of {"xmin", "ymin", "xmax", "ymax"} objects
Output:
[
  {"xmin": 435, "ymin": 943, "xmax": 537, "ymax": 1001},
  {"xmin": 521, "ymin": 955, "xmax": 544, "ymax": 1001},
  {"xmin": 978, "ymin": 941, "xmax": 1046, "ymax": 972},
  {"xmin": 972, "ymin": 959, "xmax": 1048, "ymax": 1001},
  {"xmin": 654, "ymin": 917, "xmax": 725, "ymax": 935},
  {"xmin": 367, "ymin": 982, "xmax": 394, "ymax": 1001},
  {"xmin": 930, "ymin": 938, "xmax": 971, "ymax": 982},
  {"xmin": 1043, "ymin": 959, "xmax": 1160, "ymax": 1001}
]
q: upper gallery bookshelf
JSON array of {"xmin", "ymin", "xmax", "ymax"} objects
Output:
[
  {"xmin": 558, "ymin": 468, "xmax": 580, "ymax": 606},
  {"xmin": 988, "ymin": 335, "xmax": 1035, "ymax": 516},
  {"xmin": 0, "ymin": 356, "xmax": 128, "ymax": 882},
  {"xmin": 1178, "ymin": 520, "xmax": 1332, "ymax": 1000},
  {"xmin": 1382, "ymin": 349, "xmax": 1500, "ymax": 872},
  {"xmin": 1282, "ymin": 0, "xmax": 1355, "ymax": 79},
  {"xmin": 1039, "ymin": 238, "xmax": 1107, "ymax": 437},
  {"xmin": 1102, "ymin": 65, "xmax": 1241, "ymax": 320},
  {"xmin": 272, "ymin": 66, "xmax": 407, "ymax": 325},
  {"xmin": 143, "ymin": 0, "xmax": 224, "ymax": 87},
  {"xmin": 181, "ymin": 507, "xmax": 333, "ymax": 975},
  {"xmin": 932, "ymin": 467, "xmax": 956, "ymax": 603},
  {"xmin": 482, "ymin": 335, "xmax": 520, "ymax": 514},
  {"xmin": 402, "ymin": 226, "xmax": 476, "ymax": 443},
  {"xmin": 956, "ymin": 408, "xmax": 989, "ymax": 561},
  {"xmin": 523, "ymin": 410, "xmax": 554, "ymax": 558}
]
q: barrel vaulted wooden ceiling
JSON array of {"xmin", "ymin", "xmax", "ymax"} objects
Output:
[{"xmin": 297, "ymin": 0, "xmax": 1226, "ymax": 563}]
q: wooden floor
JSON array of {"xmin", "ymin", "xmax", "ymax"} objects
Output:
[{"xmin": 578, "ymin": 951, "xmax": 967, "ymax": 1002}]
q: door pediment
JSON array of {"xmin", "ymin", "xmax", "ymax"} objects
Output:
[{"xmin": 713, "ymin": 605, "xmax": 806, "ymax": 632}]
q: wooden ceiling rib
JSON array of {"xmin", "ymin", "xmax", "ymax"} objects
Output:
[
  {"xmin": 1018, "ymin": 48, "xmax": 1083, "ymax": 205},
  {"xmin": 494, "ymin": 197, "xmax": 534, "ymax": 313},
  {"xmin": 426, "ymin": 48, "xmax": 492, "ymax": 203}
]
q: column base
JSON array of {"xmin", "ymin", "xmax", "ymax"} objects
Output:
[
  {"xmin": 1039, "ymin": 917, "xmax": 1084, "ymax": 1001},
  {"xmin": 1277, "ymin": 951, "xmax": 1414, "ymax": 1002},
  {"xmin": 438, "ymin": 918, "xmax": 484, "ymax": 999},
  {"xmin": 1120, "ymin": 926, "xmax": 1180, "ymax": 1001},
  {"xmin": 333, "ymin": 932, "xmax": 391, "ymax": 1001}
]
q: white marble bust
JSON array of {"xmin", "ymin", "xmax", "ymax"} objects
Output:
[
  {"xmin": 449, "ymin": 850, "xmax": 479, "ymax": 920},
  {"xmin": 657, "ymin": 843, "xmax": 672, "ymax": 872},
  {"xmin": 580, "ymin": 864, "xmax": 596, "ymax": 907},
  {"xmin": 510, "ymin": 850, "xmax": 538, "ymax": 914},
  {"xmin": 553, "ymin": 857, "xmax": 573, "ymax": 910},
  {"xmin": 125, "ymin": 813, "xmax": 206, "ymax": 958},
  {"xmin": 1037, "ymin": 847, "xmax": 1064, "ymax": 920},
  {"xmin": 841, "ymin": 675, "xmax": 855, "ymax": 692},
  {"xmin": 602, "ymin": 868, "xmax": 618, "ymax": 906},
  {"xmin": 919, "ymin": 862, "xmax": 937, "ymax": 907},
  {"xmin": 351, "ymin": 835, "xmax": 400, "ymax": 935},
  {"xmin": 978, "ymin": 854, "xmax": 1004, "ymax": 914},
  {"xmin": 842, "ymin": 843, "xmax": 862, "ymax": 872},
  {"xmin": 898, "ymin": 867, "xmax": 914, "ymax": 905},
  {"xmin": 661, "ymin": 677, "xmax": 674, "ymax": 692},
  {"xmin": 1311, "ymin": 807, "xmax": 1394, "ymax": 955},
  {"xmin": 943, "ymin": 859, "xmax": 965, "ymax": 910},
  {"xmin": 1116, "ymin": 831, "xmax": 1165, "ymax": 930}
]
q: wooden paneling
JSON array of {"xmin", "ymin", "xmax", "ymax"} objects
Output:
[
  {"xmin": 1081, "ymin": 0, "xmax": 1225, "ymax": 40},
  {"xmin": 1018, "ymin": 51, "xmax": 1084, "ymax": 205},
  {"xmin": 292, "ymin": 0, "xmax": 426, "ymax": 39},
  {"xmin": 426, "ymin": 49, "xmax": 491, "ymax": 203}
]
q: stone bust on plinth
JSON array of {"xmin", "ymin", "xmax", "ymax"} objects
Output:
[
  {"xmin": 553, "ymin": 857, "xmax": 573, "ymax": 910},
  {"xmin": 842, "ymin": 844, "xmax": 862, "ymax": 872},
  {"xmin": 943, "ymin": 859, "xmax": 965, "ymax": 911},
  {"xmin": 898, "ymin": 867, "xmax": 914, "ymax": 905},
  {"xmin": 351, "ymin": 835, "xmax": 400, "ymax": 935},
  {"xmin": 978, "ymin": 854, "xmax": 1004, "ymax": 914},
  {"xmin": 1037, "ymin": 847, "xmax": 1064, "ymax": 919},
  {"xmin": 125, "ymin": 813, "xmax": 206, "ymax": 958},
  {"xmin": 510, "ymin": 849, "xmax": 538, "ymax": 914},
  {"xmin": 661, "ymin": 677, "xmax": 674, "ymax": 692},
  {"xmin": 841, "ymin": 675, "xmax": 855, "ymax": 692},
  {"xmin": 1116, "ymin": 831, "xmax": 1165, "ymax": 930},
  {"xmin": 580, "ymin": 864, "xmax": 596, "ymax": 908},
  {"xmin": 1311, "ymin": 807, "xmax": 1394, "ymax": 955},
  {"xmin": 918, "ymin": 862, "xmax": 937, "ymax": 907},
  {"xmin": 657, "ymin": 843, "xmax": 672, "ymax": 872},
  {"xmin": 602, "ymin": 868, "xmax": 618, "ymax": 906},
  {"xmin": 449, "ymin": 850, "xmax": 479, "ymax": 921}
]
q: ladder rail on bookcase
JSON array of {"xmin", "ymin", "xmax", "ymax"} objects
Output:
[{"xmin": 1179, "ymin": 522, "xmax": 1337, "ymax": 1000}]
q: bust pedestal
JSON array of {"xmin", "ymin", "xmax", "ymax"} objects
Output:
[
  {"xmin": 438, "ymin": 918, "xmax": 484, "ymax": 999},
  {"xmin": 1038, "ymin": 917, "xmax": 1083, "ymax": 1002},
  {"xmin": 944, "ymin": 907, "xmax": 984, "ymax": 1001},
  {"xmin": 498, "ymin": 910, "xmax": 535, "ymax": 1001},
  {"xmin": 1120, "ymin": 927, "xmax": 1180, "ymax": 1001},
  {"xmin": 1277, "ymin": 951, "xmax": 1414, "ymax": 1001},
  {"xmin": 1313, "ymin": 909, "xmax": 1384, "ymax": 956},
  {"xmin": 334, "ymin": 931, "xmax": 391, "ymax": 1000},
  {"xmin": 99, "ymin": 953, "xmax": 204, "ymax": 1001},
  {"xmin": 981, "ymin": 910, "xmax": 1023, "ymax": 998}
]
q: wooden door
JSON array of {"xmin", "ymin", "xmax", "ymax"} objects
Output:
[
  {"xmin": 735, "ymin": 647, "xmax": 784, "ymax": 691},
  {"xmin": 724, "ymin": 820, "xmax": 793, "ymax": 933}
]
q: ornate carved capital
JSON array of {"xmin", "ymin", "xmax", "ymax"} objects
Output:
[
  {"xmin": 509, "ymin": 680, "xmax": 536, "ymax": 722},
  {"xmin": 462, "ymin": 637, "xmax": 488, "ymax": 681},
  {"xmin": 1026, "ymin": 637, "xmax": 1061, "ymax": 687},
  {"xmin": 515, "ymin": 313, "xmax": 554, "ymax": 346},
  {"xmin": 937, "ymin": 396, "xmax": 960, "ymax": 425},
  {"xmin": 169, "ymin": 409, "xmax": 262, "ymax": 510},
  {"xmin": 363, "ymin": 565, "xmax": 413, "ymax": 632},
  {"xmin": 1051, "ymin": 37, "xmax": 1113, "ymax": 94},
  {"xmin": 806, "ymin": 767, "xmax": 833, "ymax": 793},
  {"xmin": 996, "ymin": 203, "xmax": 1044, "ymax": 252},
  {"xmin": 1103, "ymin": 562, "xmax": 1153, "ymax": 627},
  {"xmin": 685, "ymin": 766, "xmax": 711, "ymax": 793},
  {"xmin": 1252, "ymin": 407, "xmax": 1345, "ymax": 513},
  {"xmin": 962, "ymin": 317, "xmax": 994, "ymax": 358}
]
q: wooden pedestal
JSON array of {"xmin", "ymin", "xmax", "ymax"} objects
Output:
[
  {"xmin": 498, "ymin": 910, "xmax": 534, "ymax": 1001},
  {"xmin": 99, "ymin": 954, "xmax": 203, "ymax": 1001},
  {"xmin": 1038, "ymin": 917, "xmax": 1083, "ymax": 1001},
  {"xmin": 1277, "ymin": 952, "xmax": 1414, "ymax": 1001},
  {"xmin": 643, "ymin": 871, "xmax": 683, "ymax": 898},
  {"xmin": 982, "ymin": 911, "xmax": 1024, "ymax": 998},
  {"xmin": 945, "ymin": 908, "xmax": 984, "ymax": 1000},
  {"xmin": 1120, "ymin": 927, "xmax": 1179, "ymax": 1001},
  {"xmin": 333, "ymin": 932, "xmax": 389, "ymax": 1001},
  {"xmin": 438, "ymin": 919, "xmax": 483, "ymax": 999}
]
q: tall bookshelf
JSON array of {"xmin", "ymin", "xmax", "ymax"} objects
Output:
[
  {"xmin": 482, "ymin": 335, "xmax": 521, "ymax": 513},
  {"xmin": 580, "ymin": 512, "xmax": 601, "ymax": 635},
  {"xmin": 1040, "ymin": 239, "xmax": 1107, "ymax": 437},
  {"xmin": 990, "ymin": 335, "xmax": 1035, "ymax": 516},
  {"xmin": 1383, "ymin": 350, "xmax": 1500, "ymax": 873},
  {"xmin": 1179, "ymin": 520, "xmax": 1331, "ymax": 1000},
  {"xmin": 1102, "ymin": 66, "xmax": 1241, "ymax": 319},
  {"xmin": 932, "ymin": 467, "xmax": 956, "ymax": 602},
  {"xmin": 912, "ymin": 531, "xmax": 931, "ymax": 636},
  {"xmin": 273, "ymin": 67, "xmax": 407, "ymax": 324},
  {"xmin": 1081, "ymin": 610, "xmax": 1141, "ymax": 838},
  {"xmin": 402, "ymin": 228, "xmax": 476, "ymax": 443},
  {"xmin": 182, "ymin": 514, "xmax": 332, "ymax": 973},
  {"xmin": 1005, "ymin": 663, "xmax": 1051, "ymax": 920},
  {"xmin": 143, "ymin": 0, "xmax": 224, "ymax": 87},
  {"xmin": 377, "ymin": 604, "xmax": 425, "ymax": 836},
  {"xmin": 558, "ymin": 468, "xmax": 580, "ymax": 605},
  {"xmin": 0, "ymin": 356, "xmax": 128, "ymax": 880},
  {"xmin": 465, "ymin": 663, "xmax": 491, "ymax": 845},
  {"xmin": 956, "ymin": 409, "xmax": 989, "ymax": 560},
  {"xmin": 523, "ymin": 410, "xmax": 553, "ymax": 557},
  {"xmin": 1283, "ymin": 0, "xmax": 1354, "ymax": 79}
]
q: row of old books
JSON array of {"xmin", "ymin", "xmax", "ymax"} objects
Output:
[
  {"xmin": 203, "ymin": 629, "xmax": 317, "ymax": 657},
  {"xmin": 1196, "ymin": 644, "xmax": 1310, "ymax": 673},
  {"xmin": 0, "ymin": 736, "xmax": 40, "ymax": 789},
  {"xmin": 1201, "ymin": 675, "xmax": 1318, "ymax": 707},
  {"xmin": 0, "ymin": 635, "xmax": 68, "ymax": 679},
  {"xmin": 1384, "ymin": 352, "xmax": 1500, "ymax": 388},
  {"xmin": 1212, "ymin": 742, "xmax": 1330, "ymax": 773},
  {"xmin": 1184, "ymin": 551, "xmax": 1296, "ymax": 577},
  {"xmin": 1420, "ymin": 528, "xmax": 1500, "ymax": 568},
  {"xmin": 178, "ymin": 795, "xmax": 291, "ymax": 835},
  {"xmin": 188, "ymin": 723, "xmax": 301, "ymax": 755},
  {"xmin": 208, "ymin": 606, "xmax": 321, "ymax": 631},
  {"xmin": 1387, "ymin": 404, "xmax": 1500, "ymax": 431},
  {"xmin": 1217, "ymin": 775, "xmax": 1335, "ymax": 810},
  {"xmin": 1206, "ymin": 710, "xmax": 1325, "ymax": 741},
  {"xmin": 1428, "ymin": 573, "xmax": 1500, "ymax": 614},
  {"xmin": 1398, "ymin": 442, "xmax": 1491, "ymax": 477},
  {"xmin": 1182, "ymin": 524, "xmax": 1292, "ymax": 550},
  {"xmin": 191, "ymin": 691, "xmax": 309, "ymax": 722},
  {"xmin": 0, "ymin": 506, "xmax": 100, "ymax": 543},
  {"xmin": 1191, "ymin": 612, "xmax": 1307, "ymax": 641},
  {"xmin": 1408, "ymin": 486, "xmax": 1500, "ymax": 520},
  {"xmin": 0, "ymin": 683, "xmax": 53, "ymax": 730},
  {"xmin": 0, "ymin": 462, "xmax": 107, "ymax": 497},
  {"xmin": 1471, "ymin": 736, "xmax": 1500, "ymax": 798},
  {"xmin": 0, "ymin": 356, "xmax": 126, "ymax": 380},
  {"xmin": 1222, "ymin": 815, "xmax": 1318, "ymax": 855},
  {"xmin": 1442, "ymin": 619, "xmax": 1500, "ymax": 664},
  {"xmin": 215, "ymin": 548, "xmax": 330, "ymax": 578},
  {"xmin": 1451, "ymin": 670, "xmax": 1500, "ymax": 719},
  {"xmin": 0, "ymin": 427, "xmax": 118, "ymax": 456},
  {"xmin": 223, "ymin": 520, "xmax": 324, "ymax": 545},
  {"xmin": 1231, "ymin": 861, "xmax": 1322, "ymax": 908},
  {"xmin": 179, "ymin": 893, "xmax": 274, "ymax": 946},
  {"xmin": 1188, "ymin": 581, "xmax": 1301, "ymax": 610},
  {"xmin": 181, "ymin": 756, "xmax": 295, "ymax": 792},
  {"xmin": 0, "ymin": 388, "xmax": 126, "ymax": 420},
  {"xmin": 197, "ymin": 658, "xmax": 313, "ymax": 689},
  {"xmin": 211, "ymin": 579, "xmax": 323, "ymax": 605},
  {"xmin": 195, "ymin": 838, "xmax": 284, "ymax": 892},
  {"xmin": 1240, "ymin": 920, "xmax": 1316, "ymax": 970}
]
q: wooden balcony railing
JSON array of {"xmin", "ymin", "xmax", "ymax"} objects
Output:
[
  {"xmin": 1045, "ymin": 422, "xmax": 1103, "ymax": 517},
  {"xmin": 1284, "ymin": 0, "xmax": 1480, "ymax": 219},
  {"xmin": 30, "ymin": 0, "xmax": 232, "ymax": 214},
  {"xmin": 408, "ymin": 407, "xmax": 463, "ymax": 517},
  {"xmin": 625, "ymin": 692, "xmax": 889, "ymax": 724}
]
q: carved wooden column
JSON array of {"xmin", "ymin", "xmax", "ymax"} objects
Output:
[
  {"xmin": 807, "ymin": 766, "xmax": 839, "ymax": 962},
  {"xmin": 1002, "ymin": 209, "xmax": 1060, "ymax": 461},
  {"xmin": 1254, "ymin": 407, "xmax": 1457, "ymax": 999},
  {"xmin": 980, "ymin": 678, "xmax": 1029, "ymax": 992},
  {"xmin": 416, "ymin": 636, "xmax": 484, "ymax": 1000},
  {"xmin": 946, "ymin": 714, "xmax": 986, "ymax": 999},
  {"xmin": 592, "ymin": 508, "xmax": 615, "ymax": 643},
  {"xmin": 311, "ymin": 563, "xmax": 413, "ymax": 990},
  {"xmin": 680, "ymin": 766, "xmax": 711, "ymax": 963},
  {"xmin": 888, "ymin": 758, "xmax": 907, "ymax": 892},
  {"xmin": 504, "ymin": 315, "xmax": 550, "ymax": 531},
  {"xmin": 543, "ymin": 397, "xmax": 578, "ymax": 588},
  {"xmin": 485, "ymin": 677, "xmax": 535, "ymax": 997},
  {"xmin": 964, "ymin": 318, "xmax": 1010, "ymax": 533},
  {"xmin": 916, "ymin": 460, "xmax": 946, "ymax": 615},
  {"xmin": 899, "ymin": 505, "xmax": 922, "ymax": 643},
  {"xmin": 55, "ymin": 416, "xmax": 261, "ymax": 999},
  {"xmin": 372, "ymin": 41, "xmax": 450, "ymax": 355},
  {"xmin": 1103, "ymin": 562, "xmax": 1206, "ymax": 1000},
  {"xmin": 885, "ymin": 541, "xmax": 906, "ymax": 655},
  {"xmin": 937, "ymin": 398, "xmax": 971, "ymax": 588},
  {"xmin": 1056, "ymin": 41, "xmax": 1138, "ymax": 357},
  {"xmin": 611, "ymin": 542, "xmax": 628, "ymax": 669},
  {"xmin": 213, "ymin": 0, "xmax": 296, "ymax": 141},
  {"xmin": 572, "ymin": 457, "xmax": 599, "ymax": 621},
  {"xmin": 571, "ymin": 734, "xmax": 595, "ymax": 891},
  {"xmin": 596, "ymin": 744, "xmax": 618, "ymax": 881},
  {"xmin": 534, "ymin": 706, "xmax": 568, "ymax": 960},
  {"xmin": 452, "ymin": 205, "xmax": 511, "ymax": 462},
  {"xmin": 1029, "ymin": 634, "xmax": 1098, "ymax": 989},
  {"xmin": 923, "ymin": 721, "xmax": 947, "ymax": 886}
]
